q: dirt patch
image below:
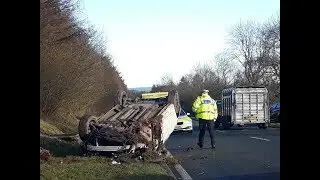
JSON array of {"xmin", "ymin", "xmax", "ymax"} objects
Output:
[{"xmin": 40, "ymin": 147, "xmax": 52, "ymax": 161}]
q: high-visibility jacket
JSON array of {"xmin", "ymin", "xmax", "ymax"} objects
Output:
[{"xmin": 192, "ymin": 93, "xmax": 218, "ymax": 120}]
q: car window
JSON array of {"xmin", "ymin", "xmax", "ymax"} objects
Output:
[
  {"xmin": 273, "ymin": 104, "xmax": 277, "ymax": 109},
  {"xmin": 179, "ymin": 108, "xmax": 187, "ymax": 116},
  {"xmin": 271, "ymin": 102, "xmax": 280, "ymax": 111}
]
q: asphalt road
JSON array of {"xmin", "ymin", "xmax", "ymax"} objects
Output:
[{"xmin": 166, "ymin": 120, "xmax": 280, "ymax": 180}]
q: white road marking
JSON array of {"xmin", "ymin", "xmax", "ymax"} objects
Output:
[
  {"xmin": 175, "ymin": 164, "xmax": 193, "ymax": 180},
  {"xmin": 250, "ymin": 136, "xmax": 271, "ymax": 141},
  {"xmin": 164, "ymin": 148, "xmax": 193, "ymax": 180}
]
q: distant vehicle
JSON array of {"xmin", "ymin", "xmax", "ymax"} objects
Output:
[
  {"xmin": 270, "ymin": 102, "xmax": 280, "ymax": 123},
  {"xmin": 174, "ymin": 108, "xmax": 193, "ymax": 133},
  {"xmin": 215, "ymin": 86, "xmax": 270, "ymax": 129}
]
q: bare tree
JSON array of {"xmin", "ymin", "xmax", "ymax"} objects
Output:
[
  {"xmin": 260, "ymin": 13, "xmax": 280, "ymax": 82},
  {"xmin": 233, "ymin": 70, "xmax": 248, "ymax": 86},
  {"xmin": 227, "ymin": 15, "xmax": 280, "ymax": 103},
  {"xmin": 154, "ymin": 13, "xmax": 280, "ymax": 112},
  {"xmin": 160, "ymin": 73, "xmax": 175, "ymax": 86},
  {"xmin": 228, "ymin": 20, "xmax": 268, "ymax": 86},
  {"xmin": 190, "ymin": 62, "xmax": 225, "ymax": 100},
  {"xmin": 214, "ymin": 50, "xmax": 237, "ymax": 86},
  {"xmin": 151, "ymin": 73, "xmax": 177, "ymax": 92}
]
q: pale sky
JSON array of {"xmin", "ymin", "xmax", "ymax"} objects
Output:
[{"xmin": 79, "ymin": 0, "xmax": 279, "ymax": 88}]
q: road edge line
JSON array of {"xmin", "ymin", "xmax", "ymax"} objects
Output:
[
  {"xmin": 164, "ymin": 148, "xmax": 193, "ymax": 180},
  {"xmin": 163, "ymin": 163, "xmax": 177, "ymax": 180}
]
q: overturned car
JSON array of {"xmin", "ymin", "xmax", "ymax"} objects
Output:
[{"xmin": 78, "ymin": 90, "xmax": 180, "ymax": 154}]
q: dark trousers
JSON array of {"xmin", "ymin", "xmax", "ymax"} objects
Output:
[{"xmin": 198, "ymin": 119, "xmax": 215, "ymax": 146}]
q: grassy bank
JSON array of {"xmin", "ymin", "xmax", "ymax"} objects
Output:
[
  {"xmin": 40, "ymin": 120, "xmax": 64, "ymax": 135},
  {"xmin": 40, "ymin": 136, "xmax": 174, "ymax": 180},
  {"xmin": 40, "ymin": 156, "xmax": 173, "ymax": 180}
]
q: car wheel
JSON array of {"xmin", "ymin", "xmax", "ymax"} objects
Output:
[
  {"xmin": 258, "ymin": 123, "xmax": 267, "ymax": 129},
  {"xmin": 78, "ymin": 115, "xmax": 98, "ymax": 141},
  {"xmin": 222, "ymin": 121, "xmax": 230, "ymax": 130}
]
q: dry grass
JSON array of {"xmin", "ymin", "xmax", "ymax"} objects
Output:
[
  {"xmin": 40, "ymin": 137, "xmax": 173, "ymax": 180},
  {"xmin": 40, "ymin": 119, "xmax": 63, "ymax": 135},
  {"xmin": 40, "ymin": 156, "xmax": 173, "ymax": 180}
]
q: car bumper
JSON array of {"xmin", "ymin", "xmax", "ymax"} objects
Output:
[{"xmin": 174, "ymin": 122, "xmax": 193, "ymax": 131}]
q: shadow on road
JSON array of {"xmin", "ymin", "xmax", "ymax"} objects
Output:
[
  {"xmin": 171, "ymin": 131, "xmax": 193, "ymax": 135},
  {"xmin": 215, "ymin": 127, "xmax": 260, "ymax": 131}
]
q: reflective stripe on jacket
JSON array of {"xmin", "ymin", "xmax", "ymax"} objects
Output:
[{"xmin": 192, "ymin": 93, "xmax": 218, "ymax": 120}]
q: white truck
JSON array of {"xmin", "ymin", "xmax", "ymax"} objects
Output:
[{"xmin": 215, "ymin": 86, "xmax": 270, "ymax": 129}]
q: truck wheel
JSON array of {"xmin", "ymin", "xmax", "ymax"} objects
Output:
[
  {"xmin": 214, "ymin": 121, "xmax": 220, "ymax": 128},
  {"xmin": 168, "ymin": 90, "xmax": 181, "ymax": 114},
  {"xmin": 222, "ymin": 121, "xmax": 230, "ymax": 130},
  {"xmin": 214, "ymin": 116, "xmax": 221, "ymax": 128},
  {"xmin": 78, "ymin": 115, "xmax": 98, "ymax": 141},
  {"xmin": 257, "ymin": 123, "xmax": 267, "ymax": 129},
  {"xmin": 262, "ymin": 123, "xmax": 268, "ymax": 129}
]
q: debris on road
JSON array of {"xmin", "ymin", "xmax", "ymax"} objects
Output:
[
  {"xmin": 40, "ymin": 147, "xmax": 51, "ymax": 161},
  {"xmin": 191, "ymin": 156, "xmax": 208, "ymax": 160},
  {"xmin": 111, "ymin": 160, "xmax": 121, "ymax": 165}
]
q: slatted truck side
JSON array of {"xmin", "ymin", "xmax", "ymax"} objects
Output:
[{"xmin": 216, "ymin": 86, "xmax": 270, "ymax": 129}]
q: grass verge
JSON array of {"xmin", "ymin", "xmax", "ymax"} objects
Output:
[
  {"xmin": 40, "ymin": 120, "xmax": 64, "ymax": 135},
  {"xmin": 40, "ymin": 156, "xmax": 174, "ymax": 180},
  {"xmin": 40, "ymin": 136, "xmax": 174, "ymax": 180},
  {"xmin": 40, "ymin": 136, "xmax": 81, "ymax": 157}
]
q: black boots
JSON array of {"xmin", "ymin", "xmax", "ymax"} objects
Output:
[{"xmin": 197, "ymin": 142, "xmax": 216, "ymax": 149}]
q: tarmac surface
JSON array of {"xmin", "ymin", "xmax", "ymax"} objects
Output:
[{"xmin": 167, "ymin": 120, "xmax": 280, "ymax": 180}]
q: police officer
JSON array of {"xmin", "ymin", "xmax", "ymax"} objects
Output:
[{"xmin": 192, "ymin": 89, "xmax": 218, "ymax": 149}]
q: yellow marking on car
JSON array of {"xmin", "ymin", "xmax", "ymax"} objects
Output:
[
  {"xmin": 141, "ymin": 92, "xmax": 169, "ymax": 99},
  {"xmin": 178, "ymin": 116, "xmax": 192, "ymax": 122}
]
